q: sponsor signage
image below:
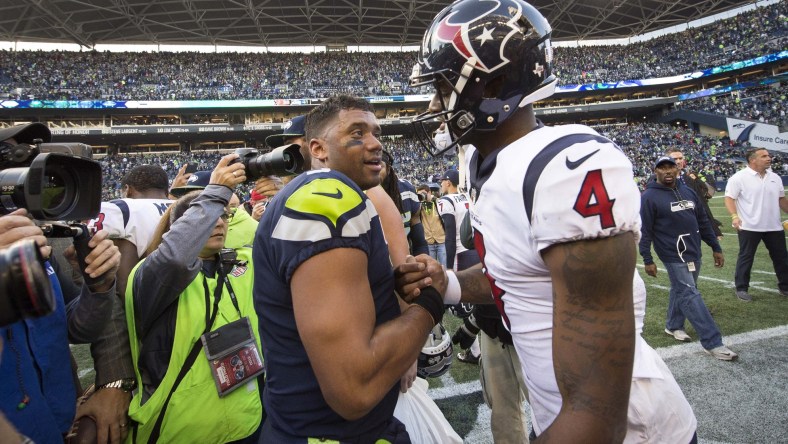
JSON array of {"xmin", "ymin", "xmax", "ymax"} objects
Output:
[{"xmin": 727, "ymin": 118, "xmax": 788, "ymax": 153}]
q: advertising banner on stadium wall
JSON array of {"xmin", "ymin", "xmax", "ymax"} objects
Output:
[{"xmin": 726, "ymin": 118, "xmax": 788, "ymax": 154}]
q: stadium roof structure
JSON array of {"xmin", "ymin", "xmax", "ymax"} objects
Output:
[{"xmin": 0, "ymin": 0, "xmax": 762, "ymax": 48}]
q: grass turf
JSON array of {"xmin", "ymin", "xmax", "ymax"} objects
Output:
[{"xmin": 71, "ymin": 191, "xmax": 787, "ymax": 439}]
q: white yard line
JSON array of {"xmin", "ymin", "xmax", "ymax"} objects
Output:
[{"xmin": 636, "ymin": 263, "xmax": 778, "ymax": 293}]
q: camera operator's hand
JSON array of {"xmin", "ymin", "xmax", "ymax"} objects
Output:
[
  {"xmin": 254, "ymin": 175, "xmax": 284, "ymax": 198},
  {"xmin": 210, "ymin": 154, "xmax": 246, "ymax": 189},
  {"xmin": 0, "ymin": 209, "xmax": 51, "ymax": 259},
  {"xmin": 64, "ymin": 230, "xmax": 120, "ymax": 293}
]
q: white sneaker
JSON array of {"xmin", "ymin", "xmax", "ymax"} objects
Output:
[
  {"xmin": 705, "ymin": 345, "xmax": 738, "ymax": 361},
  {"xmin": 664, "ymin": 328, "xmax": 692, "ymax": 342}
]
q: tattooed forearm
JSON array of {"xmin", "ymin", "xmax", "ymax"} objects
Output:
[
  {"xmin": 456, "ymin": 267, "xmax": 495, "ymax": 304},
  {"xmin": 540, "ymin": 232, "xmax": 636, "ymax": 441}
]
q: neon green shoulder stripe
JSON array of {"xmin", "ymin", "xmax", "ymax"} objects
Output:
[{"xmin": 285, "ymin": 178, "xmax": 363, "ymax": 227}]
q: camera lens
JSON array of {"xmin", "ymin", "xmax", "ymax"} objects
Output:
[
  {"xmin": 38, "ymin": 163, "xmax": 77, "ymax": 218},
  {"xmin": 0, "ymin": 239, "xmax": 56, "ymax": 327},
  {"xmin": 0, "ymin": 153, "xmax": 101, "ymax": 220},
  {"xmin": 42, "ymin": 170, "xmax": 67, "ymax": 211}
]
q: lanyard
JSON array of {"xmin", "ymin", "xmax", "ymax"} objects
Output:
[{"xmin": 201, "ymin": 261, "xmax": 242, "ymax": 333}]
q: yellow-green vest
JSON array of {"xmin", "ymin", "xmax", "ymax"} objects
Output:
[{"xmin": 125, "ymin": 248, "xmax": 262, "ymax": 443}]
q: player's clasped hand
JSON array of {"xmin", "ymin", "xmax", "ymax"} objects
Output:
[{"xmin": 394, "ymin": 255, "xmax": 447, "ymax": 302}]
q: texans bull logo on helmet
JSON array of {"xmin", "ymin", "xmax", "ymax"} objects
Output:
[{"xmin": 425, "ymin": 0, "xmax": 525, "ymax": 74}]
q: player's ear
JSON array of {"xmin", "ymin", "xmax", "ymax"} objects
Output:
[{"xmin": 310, "ymin": 138, "xmax": 327, "ymax": 164}]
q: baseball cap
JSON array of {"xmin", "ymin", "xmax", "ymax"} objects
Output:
[
  {"xmin": 265, "ymin": 115, "xmax": 306, "ymax": 148},
  {"xmin": 249, "ymin": 189, "xmax": 264, "ymax": 204},
  {"xmin": 654, "ymin": 156, "xmax": 677, "ymax": 169},
  {"xmin": 440, "ymin": 170, "xmax": 459, "ymax": 186},
  {"xmin": 0, "ymin": 122, "xmax": 52, "ymax": 144},
  {"xmin": 170, "ymin": 170, "xmax": 211, "ymax": 198}
]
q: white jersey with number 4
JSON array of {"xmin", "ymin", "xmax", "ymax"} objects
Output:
[
  {"xmin": 87, "ymin": 198, "xmax": 173, "ymax": 257},
  {"xmin": 464, "ymin": 123, "xmax": 696, "ymax": 442}
]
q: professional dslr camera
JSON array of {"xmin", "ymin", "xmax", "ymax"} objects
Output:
[
  {"xmin": 0, "ymin": 139, "xmax": 101, "ymax": 221},
  {"xmin": 230, "ymin": 144, "xmax": 305, "ymax": 181}
]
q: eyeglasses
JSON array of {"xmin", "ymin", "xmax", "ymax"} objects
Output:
[{"xmin": 219, "ymin": 209, "xmax": 235, "ymax": 222}]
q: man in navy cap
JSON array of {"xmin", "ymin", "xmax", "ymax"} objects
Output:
[
  {"xmin": 640, "ymin": 156, "xmax": 737, "ymax": 361},
  {"xmin": 266, "ymin": 115, "xmax": 308, "ymax": 170}
]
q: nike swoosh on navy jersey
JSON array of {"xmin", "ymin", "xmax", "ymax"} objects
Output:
[
  {"xmin": 312, "ymin": 189, "xmax": 343, "ymax": 199},
  {"xmin": 565, "ymin": 149, "xmax": 601, "ymax": 170}
]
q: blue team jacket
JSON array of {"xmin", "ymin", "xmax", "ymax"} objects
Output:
[
  {"xmin": 639, "ymin": 181, "xmax": 721, "ymax": 265},
  {"xmin": 0, "ymin": 261, "xmax": 76, "ymax": 443}
]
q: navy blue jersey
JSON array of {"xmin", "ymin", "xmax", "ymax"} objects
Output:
[
  {"xmin": 398, "ymin": 178, "xmax": 420, "ymax": 235},
  {"xmin": 252, "ymin": 168, "xmax": 400, "ymax": 440}
]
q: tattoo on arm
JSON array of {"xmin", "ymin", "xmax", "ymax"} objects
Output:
[
  {"xmin": 456, "ymin": 266, "xmax": 493, "ymax": 304},
  {"xmin": 542, "ymin": 233, "xmax": 635, "ymax": 439}
]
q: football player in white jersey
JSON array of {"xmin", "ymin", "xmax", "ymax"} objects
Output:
[
  {"xmin": 436, "ymin": 169, "xmax": 478, "ymax": 272},
  {"xmin": 401, "ymin": 0, "xmax": 698, "ymax": 442},
  {"xmin": 88, "ymin": 165, "xmax": 173, "ymax": 296}
]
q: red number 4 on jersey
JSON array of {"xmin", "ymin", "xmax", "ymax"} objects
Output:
[{"xmin": 573, "ymin": 169, "xmax": 616, "ymax": 229}]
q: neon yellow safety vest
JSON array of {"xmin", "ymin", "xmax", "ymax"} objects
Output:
[{"xmin": 125, "ymin": 248, "xmax": 262, "ymax": 443}]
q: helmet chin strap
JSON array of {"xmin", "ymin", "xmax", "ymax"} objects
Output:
[
  {"xmin": 518, "ymin": 77, "xmax": 558, "ymax": 108},
  {"xmin": 447, "ymin": 57, "xmax": 477, "ymax": 120}
]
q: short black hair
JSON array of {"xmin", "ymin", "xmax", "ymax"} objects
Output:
[
  {"xmin": 121, "ymin": 165, "xmax": 169, "ymax": 192},
  {"xmin": 305, "ymin": 95, "xmax": 375, "ymax": 141}
]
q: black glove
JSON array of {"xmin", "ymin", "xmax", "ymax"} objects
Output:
[{"xmin": 451, "ymin": 314, "xmax": 480, "ymax": 349}]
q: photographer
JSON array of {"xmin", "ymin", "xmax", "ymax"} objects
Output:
[
  {"xmin": 416, "ymin": 184, "xmax": 446, "ymax": 268},
  {"xmin": 125, "ymin": 155, "xmax": 263, "ymax": 443},
  {"xmin": 0, "ymin": 210, "xmax": 120, "ymax": 443}
]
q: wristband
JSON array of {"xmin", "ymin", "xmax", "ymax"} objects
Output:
[
  {"xmin": 412, "ymin": 286, "xmax": 444, "ymax": 325},
  {"xmin": 444, "ymin": 271, "xmax": 461, "ymax": 305},
  {"xmin": 731, "ymin": 214, "xmax": 739, "ymax": 220}
]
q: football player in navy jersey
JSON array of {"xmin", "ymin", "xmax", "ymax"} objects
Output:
[
  {"xmin": 253, "ymin": 95, "xmax": 444, "ymax": 442},
  {"xmin": 379, "ymin": 150, "xmax": 429, "ymax": 256},
  {"xmin": 399, "ymin": 0, "xmax": 698, "ymax": 442}
]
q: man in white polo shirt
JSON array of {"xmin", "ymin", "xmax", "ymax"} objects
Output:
[{"xmin": 724, "ymin": 147, "xmax": 788, "ymax": 301}]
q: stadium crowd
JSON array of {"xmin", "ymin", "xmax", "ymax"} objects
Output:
[
  {"xmin": 1, "ymin": 2, "xmax": 785, "ymax": 101},
  {"xmin": 679, "ymin": 83, "xmax": 788, "ymax": 129},
  {"xmin": 98, "ymin": 122, "xmax": 786, "ymax": 201}
]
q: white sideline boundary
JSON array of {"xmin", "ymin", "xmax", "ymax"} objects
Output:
[
  {"xmin": 428, "ymin": 324, "xmax": 788, "ymax": 401},
  {"xmin": 635, "ymin": 263, "xmax": 779, "ymax": 294}
]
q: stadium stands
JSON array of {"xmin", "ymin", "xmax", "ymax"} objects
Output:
[{"xmin": 1, "ymin": 2, "xmax": 785, "ymax": 101}]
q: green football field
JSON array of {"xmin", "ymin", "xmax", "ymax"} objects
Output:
[{"xmin": 71, "ymin": 189, "xmax": 787, "ymax": 440}]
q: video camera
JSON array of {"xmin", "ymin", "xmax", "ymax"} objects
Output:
[
  {"xmin": 230, "ymin": 143, "xmax": 305, "ymax": 181},
  {"xmin": 0, "ymin": 140, "xmax": 102, "ymax": 221},
  {"xmin": 0, "ymin": 239, "xmax": 55, "ymax": 327}
]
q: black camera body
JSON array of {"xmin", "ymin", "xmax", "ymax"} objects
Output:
[
  {"xmin": 230, "ymin": 143, "xmax": 305, "ymax": 181},
  {"xmin": 0, "ymin": 141, "xmax": 102, "ymax": 221}
]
